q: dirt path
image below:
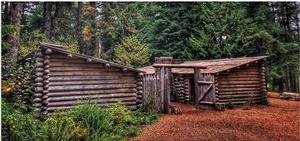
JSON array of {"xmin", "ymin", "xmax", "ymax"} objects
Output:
[{"xmin": 132, "ymin": 98, "xmax": 299, "ymax": 141}]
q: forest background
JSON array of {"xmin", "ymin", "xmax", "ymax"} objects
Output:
[{"xmin": 2, "ymin": 2, "xmax": 300, "ymax": 93}]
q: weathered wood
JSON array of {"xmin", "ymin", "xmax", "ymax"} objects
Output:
[
  {"xmin": 49, "ymin": 71, "xmax": 135, "ymax": 76},
  {"xmin": 49, "ymin": 75, "xmax": 136, "ymax": 81},
  {"xmin": 153, "ymin": 64, "xmax": 207, "ymax": 68},
  {"xmin": 198, "ymin": 83, "xmax": 213, "ymax": 102},
  {"xmin": 194, "ymin": 68, "xmax": 201, "ymax": 105},
  {"xmin": 48, "ymin": 88, "xmax": 137, "ymax": 97},
  {"xmin": 48, "ymin": 84, "xmax": 137, "ymax": 92},
  {"xmin": 49, "ymin": 80, "xmax": 137, "ymax": 86},
  {"xmin": 198, "ymin": 81, "xmax": 214, "ymax": 84},
  {"xmin": 219, "ymin": 87, "xmax": 261, "ymax": 92},
  {"xmin": 47, "ymin": 93, "xmax": 137, "ymax": 102},
  {"xmin": 47, "ymin": 97, "xmax": 137, "ymax": 106}
]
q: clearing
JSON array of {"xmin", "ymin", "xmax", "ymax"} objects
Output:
[{"xmin": 132, "ymin": 98, "xmax": 299, "ymax": 141}]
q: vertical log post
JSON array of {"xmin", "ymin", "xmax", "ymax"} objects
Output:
[
  {"xmin": 137, "ymin": 72, "xmax": 144, "ymax": 108},
  {"xmin": 155, "ymin": 67, "xmax": 161, "ymax": 112},
  {"xmin": 194, "ymin": 67, "xmax": 201, "ymax": 106},
  {"xmin": 43, "ymin": 48, "xmax": 51, "ymax": 115},
  {"xmin": 261, "ymin": 61, "xmax": 268, "ymax": 104},
  {"xmin": 34, "ymin": 50, "xmax": 44, "ymax": 113},
  {"xmin": 164, "ymin": 67, "xmax": 170, "ymax": 113}
]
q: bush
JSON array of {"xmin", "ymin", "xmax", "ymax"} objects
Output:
[
  {"xmin": 2, "ymin": 100, "xmax": 159, "ymax": 141},
  {"xmin": 141, "ymin": 96, "xmax": 156, "ymax": 113},
  {"xmin": 1, "ymin": 99, "xmax": 43, "ymax": 141}
]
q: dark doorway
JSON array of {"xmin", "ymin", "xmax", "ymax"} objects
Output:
[{"xmin": 190, "ymin": 78, "xmax": 195, "ymax": 104}]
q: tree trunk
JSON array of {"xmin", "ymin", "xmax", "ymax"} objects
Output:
[
  {"xmin": 86, "ymin": 2, "xmax": 97, "ymax": 56},
  {"xmin": 76, "ymin": 2, "xmax": 84, "ymax": 54},
  {"xmin": 43, "ymin": 2, "xmax": 52, "ymax": 39},
  {"xmin": 8, "ymin": 2, "xmax": 23, "ymax": 59}
]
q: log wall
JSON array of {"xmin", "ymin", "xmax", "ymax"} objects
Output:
[
  {"xmin": 35, "ymin": 50, "xmax": 139, "ymax": 114},
  {"xmin": 216, "ymin": 62, "xmax": 265, "ymax": 104}
]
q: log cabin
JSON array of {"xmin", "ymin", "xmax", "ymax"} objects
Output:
[
  {"xmin": 138, "ymin": 56, "xmax": 268, "ymax": 111},
  {"xmin": 29, "ymin": 43, "xmax": 144, "ymax": 115}
]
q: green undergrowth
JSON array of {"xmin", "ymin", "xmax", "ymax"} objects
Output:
[{"xmin": 2, "ymin": 99, "xmax": 159, "ymax": 141}]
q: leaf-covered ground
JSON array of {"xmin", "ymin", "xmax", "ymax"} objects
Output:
[{"xmin": 132, "ymin": 98, "xmax": 299, "ymax": 141}]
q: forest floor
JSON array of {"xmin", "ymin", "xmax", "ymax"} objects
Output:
[{"xmin": 132, "ymin": 97, "xmax": 299, "ymax": 141}]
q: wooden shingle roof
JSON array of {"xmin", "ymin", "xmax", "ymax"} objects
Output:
[
  {"xmin": 39, "ymin": 43, "xmax": 144, "ymax": 73},
  {"xmin": 138, "ymin": 56, "xmax": 267, "ymax": 74}
]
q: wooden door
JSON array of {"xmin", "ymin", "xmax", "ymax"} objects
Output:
[{"xmin": 195, "ymin": 72, "xmax": 216, "ymax": 105}]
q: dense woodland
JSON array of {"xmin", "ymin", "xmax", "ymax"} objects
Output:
[{"xmin": 1, "ymin": 2, "xmax": 300, "ymax": 93}]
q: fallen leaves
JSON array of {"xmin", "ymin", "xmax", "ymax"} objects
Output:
[{"xmin": 132, "ymin": 98, "xmax": 299, "ymax": 141}]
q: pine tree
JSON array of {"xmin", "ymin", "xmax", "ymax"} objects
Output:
[{"xmin": 114, "ymin": 35, "xmax": 150, "ymax": 67}]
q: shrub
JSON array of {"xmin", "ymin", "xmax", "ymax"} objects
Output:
[
  {"xmin": 142, "ymin": 95, "xmax": 156, "ymax": 113},
  {"xmin": 1, "ymin": 99, "xmax": 43, "ymax": 141},
  {"xmin": 2, "ymin": 100, "xmax": 159, "ymax": 141},
  {"xmin": 41, "ymin": 112, "xmax": 88, "ymax": 141}
]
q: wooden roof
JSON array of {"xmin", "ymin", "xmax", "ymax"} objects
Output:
[
  {"xmin": 39, "ymin": 43, "xmax": 144, "ymax": 73},
  {"xmin": 138, "ymin": 56, "xmax": 267, "ymax": 74}
]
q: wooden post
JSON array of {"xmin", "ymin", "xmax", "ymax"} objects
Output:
[
  {"xmin": 194, "ymin": 67, "xmax": 200, "ymax": 105},
  {"xmin": 164, "ymin": 67, "xmax": 170, "ymax": 113},
  {"xmin": 160, "ymin": 67, "xmax": 165, "ymax": 112},
  {"xmin": 155, "ymin": 67, "xmax": 161, "ymax": 112}
]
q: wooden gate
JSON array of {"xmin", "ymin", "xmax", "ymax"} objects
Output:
[{"xmin": 196, "ymin": 73, "xmax": 216, "ymax": 105}]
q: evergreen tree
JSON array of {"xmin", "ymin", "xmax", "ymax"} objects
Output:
[{"xmin": 114, "ymin": 35, "xmax": 150, "ymax": 67}]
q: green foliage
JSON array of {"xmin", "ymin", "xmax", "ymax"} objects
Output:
[
  {"xmin": 2, "ymin": 56, "xmax": 36, "ymax": 106},
  {"xmin": 1, "ymin": 99, "xmax": 44, "ymax": 141},
  {"xmin": 2, "ymin": 100, "xmax": 159, "ymax": 141},
  {"xmin": 114, "ymin": 35, "xmax": 151, "ymax": 67},
  {"xmin": 141, "ymin": 96, "xmax": 156, "ymax": 113},
  {"xmin": 41, "ymin": 113, "xmax": 88, "ymax": 141}
]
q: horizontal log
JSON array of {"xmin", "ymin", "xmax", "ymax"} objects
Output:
[
  {"xmin": 218, "ymin": 81, "xmax": 260, "ymax": 85},
  {"xmin": 36, "ymin": 68, "xmax": 44, "ymax": 72},
  {"xmin": 35, "ymin": 87, "xmax": 43, "ymax": 92},
  {"xmin": 218, "ymin": 75, "xmax": 260, "ymax": 79},
  {"xmin": 47, "ymin": 93, "xmax": 136, "ymax": 102},
  {"xmin": 219, "ymin": 87, "xmax": 261, "ymax": 92},
  {"xmin": 48, "ymin": 88, "xmax": 137, "ymax": 97},
  {"xmin": 46, "ymin": 102, "xmax": 137, "ymax": 112},
  {"xmin": 220, "ymin": 71, "xmax": 260, "ymax": 75},
  {"xmin": 218, "ymin": 84, "xmax": 261, "ymax": 88},
  {"xmin": 34, "ymin": 108, "xmax": 41, "ymax": 112},
  {"xmin": 218, "ymin": 77, "xmax": 260, "ymax": 81},
  {"xmin": 34, "ymin": 103, "xmax": 42, "ymax": 107},
  {"xmin": 47, "ymin": 97, "xmax": 137, "ymax": 107},
  {"xmin": 49, "ymin": 80, "xmax": 137, "ymax": 86},
  {"xmin": 49, "ymin": 75, "xmax": 136, "ymax": 82},
  {"xmin": 217, "ymin": 94, "xmax": 261, "ymax": 98},
  {"xmin": 218, "ymin": 90, "xmax": 261, "ymax": 95},
  {"xmin": 36, "ymin": 62, "xmax": 44, "ymax": 67},
  {"xmin": 49, "ymin": 66, "xmax": 121, "ymax": 72},
  {"xmin": 34, "ymin": 93, "xmax": 43, "ymax": 97},
  {"xmin": 49, "ymin": 62, "xmax": 107, "ymax": 68},
  {"xmin": 218, "ymin": 97, "xmax": 262, "ymax": 102},
  {"xmin": 35, "ymin": 82, "xmax": 43, "ymax": 86},
  {"xmin": 34, "ymin": 98, "xmax": 42, "ymax": 102},
  {"xmin": 49, "ymin": 71, "xmax": 135, "ymax": 77},
  {"xmin": 48, "ymin": 84, "xmax": 137, "ymax": 92}
]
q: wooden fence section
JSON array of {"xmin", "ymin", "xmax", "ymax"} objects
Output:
[{"xmin": 142, "ymin": 73, "xmax": 159, "ymax": 110}]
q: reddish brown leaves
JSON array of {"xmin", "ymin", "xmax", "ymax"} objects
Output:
[{"xmin": 133, "ymin": 98, "xmax": 299, "ymax": 141}]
